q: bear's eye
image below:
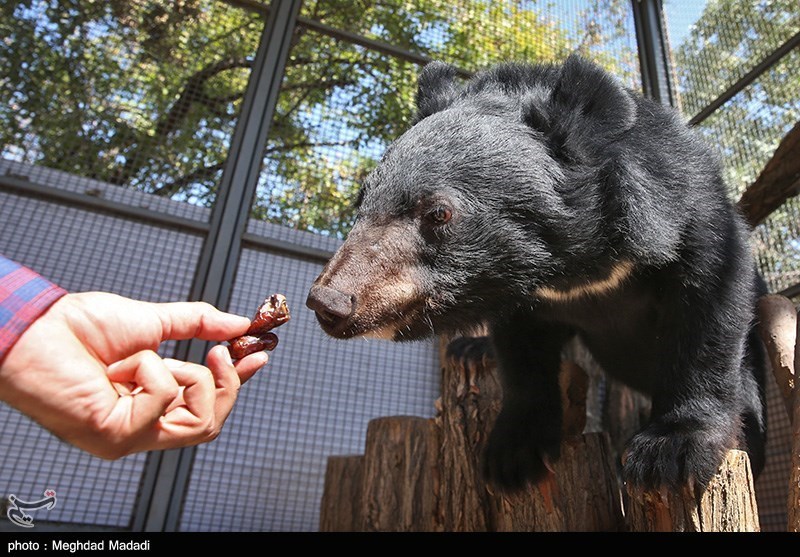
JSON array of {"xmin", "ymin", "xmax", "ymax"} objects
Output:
[{"xmin": 427, "ymin": 206, "xmax": 452, "ymax": 225}]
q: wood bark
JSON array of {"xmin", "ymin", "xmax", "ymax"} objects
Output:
[
  {"xmin": 318, "ymin": 455, "xmax": 364, "ymax": 532},
  {"xmin": 626, "ymin": 450, "xmax": 760, "ymax": 532},
  {"xmin": 757, "ymin": 294, "xmax": 797, "ymax": 419},
  {"xmin": 435, "ymin": 336, "xmax": 500, "ymax": 531},
  {"xmin": 437, "ymin": 342, "xmax": 623, "ymax": 531},
  {"xmin": 754, "ymin": 294, "xmax": 800, "ymax": 531},
  {"xmin": 320, "ymin": 330, "xmax": 764, "ymax": 532},
  {"xmin": 360, "ymin": 416, "xmax": 440, "ymax": 532}
]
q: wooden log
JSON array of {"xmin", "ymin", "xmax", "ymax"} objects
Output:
[
  {"xmin": 438, "ymin": 337, "xmax": 623, "ymax": 531},
  {"xmin": 737, "ymin": 119, "xmax": 800, "ymax": 227},
  {"xmin": 319, "ymin": 455, "xmax": 364, "ymax": 532},
  {"xmin": 360, "ymin": 416, "xmax": 440, "ymax": 532},
  {"xmin": 604, "ymin": 379, "xmax": 651, "ymax": 461},
  {"xmin": 755, "ymin": 294, "xmax": 800, "ymax": 531},
  {"xmin": 489, "ymin": 432, "xmax": 623, "ymax": 532},
  {"xmin": 436, "ymin": 336, "xmax": 500, "ymax": 531},
  {"xmin": 757, "ymin": 294, "xmax": 797, "ymax": 418},
  {"xmin": 626, "ymin": 450, "xmax": 760, "ymax": 532},
  {"xmin": 788, "ymin": 306, "xmax": 800, "ymax": 531}
]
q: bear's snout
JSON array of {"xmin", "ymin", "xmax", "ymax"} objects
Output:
[{"xmin": 306, "ymin": 284, "xmax": 355, "ymax": 331}]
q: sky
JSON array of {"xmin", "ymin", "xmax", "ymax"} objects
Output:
[{"xmin": 663, "ymin": 0, "xmax": 709, "ymax": 47}]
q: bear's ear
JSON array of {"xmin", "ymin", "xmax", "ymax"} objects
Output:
[
  {"xmin": 415, "ymin": 61, "xmax": 459, "ymax": 121},
  {"xmin": 522, "ymin": 54, "xmax": 636, "ymax": 162}
]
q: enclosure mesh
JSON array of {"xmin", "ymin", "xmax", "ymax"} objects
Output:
[
  {"xmin": 0, "ymin": 0, "xmax": 261, "ymax": 216},
  {"xmin": 301, "ymin": 0, "xmax": 641, "ymax": 84},
  {"xmin": 0, "ymin": 188, "xmax": 203, "ymax": 528},
  {"xmin": 252, "ymin": 0, "xmax": 640, "ymax": 238}
]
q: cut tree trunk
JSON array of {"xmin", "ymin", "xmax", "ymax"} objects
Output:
[
  {"xmin": 758, "ymin": 294, "xmax": 797, "ymax": 419},
  {"xmin": 437, "ymin": 344, "xmax": 624, "ymax": 531},
  {"xmin": 626, "ymin": 450, "xmax": 760, "ymax": 532},
  {"xmin": 320, "ymin": 327, "xmax": 767, "ymax": 531},
  {"xmin": 789, "ymin": 301, "xmax": 800, "ymax": 531},
  {"xmin": 318, "ymin": 455, "xmax": 364, "ymax": 532},
  {"xmin": 360, "ymin": 416, "xmax": 440, "ymax": 532}
]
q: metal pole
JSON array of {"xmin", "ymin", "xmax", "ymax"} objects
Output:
[
  {"xmin": 131, "ymin": 0, "xmax": 303, "ymax": 532},
  {"xmin": 632, "ymin": 0, "xmax": 675, "ymax": 107}
]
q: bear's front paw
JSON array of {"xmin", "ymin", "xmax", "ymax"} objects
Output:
[
  {"xmin": 623, "ymin": 421, "xmax": 731, "ymax": 490},
  {"xmin": 446, "ymin": 336, "xmax": 494, "ymax": 370},
  {"xmin": 482, "ymin": 406, "xmax": 560, "ymax": 491}
]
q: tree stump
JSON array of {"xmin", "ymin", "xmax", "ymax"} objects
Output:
[
  {"xmin": 360, "ymin": 416, "xmax": 440, "ymax": 532},
  {"xmin": 320, "ymin": 326, "xmax": 768, "ymax": 531},
  {"xmin": 758, "ymin": 294, "xmax": 797, "ymax": 418},
  {"xmin": 438, "ymin": 354, "xmax": 624, "ymax": 532},
  {"xmin": 319, "ymin": 455, "xmax": 364, "ymax": 532},
  {"xmin": 626, "ymin": 450, "xmax": 760, "ymax": 532}
]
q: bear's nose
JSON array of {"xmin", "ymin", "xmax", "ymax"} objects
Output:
[{"xmin": 306, "ymin": 284, "xmax": 355, "ymax": 327}]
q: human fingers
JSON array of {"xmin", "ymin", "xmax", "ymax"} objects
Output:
[
  {"xmin": 101, "ymin": 350, "xmax": 180, "ymax": 457},
  {"xmin": 205, "ymin": 345, "xmax": 245, "ymax": 427},
  {"xmin": 153, "ymin": 360, "xmax": 217, "ymax": 447}
]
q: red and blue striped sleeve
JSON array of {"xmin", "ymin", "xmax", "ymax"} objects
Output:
[{"xmin": 0, "ymin": 256, "xmax": 67, "ymax": 364}]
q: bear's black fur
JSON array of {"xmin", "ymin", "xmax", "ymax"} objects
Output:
[{"xmin": 306, "ymin": 54, "xmax": 767, "ymax": 491}]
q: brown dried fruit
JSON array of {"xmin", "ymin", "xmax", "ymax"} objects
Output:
[
  {"xmin": 227, "ymin": 294, "xmax": 290, "ymax": 359},
  {"xmin": 248, "ymin": 294, "xmax": 291, "ymax": 335},
  {"xmin": 228, "ymin": 333, "xmax": 279, "ymax": 360}
]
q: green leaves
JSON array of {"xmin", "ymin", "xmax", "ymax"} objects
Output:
[{"xmin": 1, "ymin": 0, "xmax": 635, "ymax": 238}]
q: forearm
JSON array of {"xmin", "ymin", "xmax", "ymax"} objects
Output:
[{"xmin": 0, "ymin": 256, "xmax": 67, "ymax": 365}]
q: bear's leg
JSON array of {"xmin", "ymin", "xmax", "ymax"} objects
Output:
[
  {"xmin": 622, "ymin": 302, "xmax": 750, "ymax": 490},
  {"xmin": 483, "ymin": 309, "xmax": 571, "ymax": 490}
]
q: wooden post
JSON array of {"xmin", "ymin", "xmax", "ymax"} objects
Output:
[
  {"xmin": 626, "ymin": 450, "xmax": 760, "ymax": 532},
  {"xmin": 758, "ymin": 294, "xmax": 797, "ymax": 418},
  {"xmin": 438, "ymin": 340, "xmax": 623, "ymax": 531},
  {"xmin": 789, "ymin": 385, "xmax": 800, "ymax": 531},
  {"xmin": 435, "ymin": 336, "xmax": 499, "ymax": 531},
  {"xmin": 319, "ymin": 455, "xmax": 364, "ymax": 531},
  {"xmin": 360, "ymin": 416, "xmax": 440, "ymax": 532}
]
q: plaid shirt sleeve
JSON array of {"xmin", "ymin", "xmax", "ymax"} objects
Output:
[{"xmin": 0, "ymin": 256, "xmax": 68, "ymax": 364}]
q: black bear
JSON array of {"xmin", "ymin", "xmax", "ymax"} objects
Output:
[{"xmin": 306, "ymin": 54, "xmax": 767, "ymax": 491}]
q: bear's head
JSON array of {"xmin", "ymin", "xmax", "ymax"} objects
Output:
[{"xmin": 307, "ymin": 55, "xmax": 641, "ymax": 341}]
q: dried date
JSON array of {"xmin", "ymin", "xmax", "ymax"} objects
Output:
[
  {"xmin": 227, "ymin": 294, "xmax": 290, "ymax": 359},
  {"xmin": 228, "ymin": 333, "xmax": 279, "ymax": 360}
]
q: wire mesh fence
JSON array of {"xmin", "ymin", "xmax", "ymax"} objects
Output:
[{"xmin": 664, "ymin": 0, "xmax": 800, "ymax": 532}]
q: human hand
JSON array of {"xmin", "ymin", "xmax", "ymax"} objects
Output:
[{"xmin": 0, "ymin": 292, "xmax": 268, "ymax": 458}]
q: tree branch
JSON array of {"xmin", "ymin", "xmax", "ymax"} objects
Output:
[
  {"xmin": 109, "ymin": 57, "xmax": 252, "ymax": 186},
  {"xmin": 152, "ymin": 161, "xmax": 226, "ymax": 197},
  {"xmin": 157, "ymin": 139, "xmax": 358, "ymax": 198}
]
